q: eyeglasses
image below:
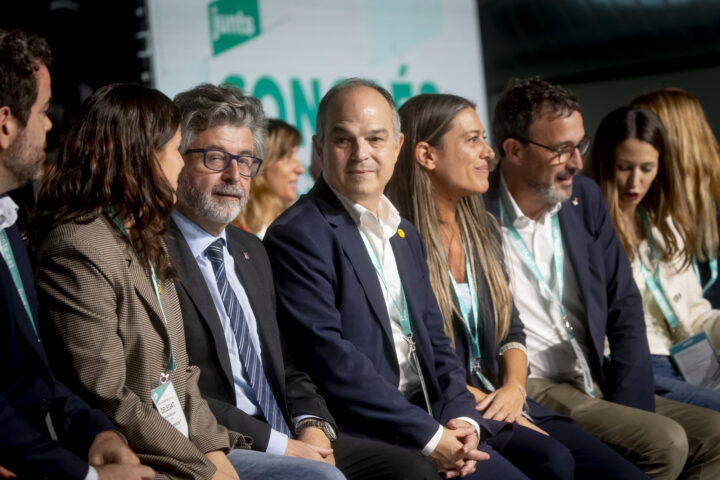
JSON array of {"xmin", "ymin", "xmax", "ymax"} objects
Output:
[
  {"xmin": 519, "ymin": 135, "xmax": 590, "ymax": 165},
  {"xmin": 186, "ymin": 148, "xmax": 263, "ymax": 177}
]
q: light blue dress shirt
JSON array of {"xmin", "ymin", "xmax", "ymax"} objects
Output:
[{"xmin": 172, "ymin": 211, "xmax": 289, "ymax": 454}]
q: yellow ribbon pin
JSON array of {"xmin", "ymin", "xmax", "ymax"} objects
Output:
[{"xmin": 397, "ymin": 228, "xmax": 405, "ymax": 238}]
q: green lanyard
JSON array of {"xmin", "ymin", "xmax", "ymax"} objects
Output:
[
  {"xmin": 104, "ymin": 207, "xmax": 176, "ymax": 372},
  {"xmin": 500, "ymin": 198, "xmax": 596, "ymax": 397},
  {"xmin": 692, "ymin": 256, "xmax": 718, "ymax": 295},
  {"xmin": 637, "ymin": 207, "xmax": 680, "ymax": 331},
  {"xmin": 358, "ymin": 228, "xmax": 432, "ymax": 414},
  {"xmin": 448, "ymin": 243, "xmax": 481, "ymax": 359},
  {"xmin": 0, "ymin": 229, "xmax": 37, "ymax": 335}
]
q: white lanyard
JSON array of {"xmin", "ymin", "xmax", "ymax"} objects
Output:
[{"xmin": 0, "ymin": 229, "xmax": 36, "ymax": 335}]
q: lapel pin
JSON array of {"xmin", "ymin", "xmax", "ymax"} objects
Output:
[
  {"xmin": 397, "ymin": 228, "xmax": 405, "ymax": 238},
  {"xmin": 243, "ymin": 252, "xmax": 249, "ymax": 260},
  {"xmin": 571, "ymin": 197, "xmax": 579, "ymax": 206}
]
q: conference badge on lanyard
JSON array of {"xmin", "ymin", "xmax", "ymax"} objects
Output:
[{"xmin": 151, "ymin": 373, "xmax": 189, "ymax": 437}]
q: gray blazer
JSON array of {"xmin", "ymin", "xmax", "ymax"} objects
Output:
[{"xmin": 36, "ymin": 215, "xmax": 249, "ymax": 479}]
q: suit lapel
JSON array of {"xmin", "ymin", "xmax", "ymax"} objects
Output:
[
  {"xmin": 167, "ymin": 221, "xmax": 236, "ymax": 387},
  {"xmin": 312, "ymin": 178, "xmax": 395, "ymax": 344}
]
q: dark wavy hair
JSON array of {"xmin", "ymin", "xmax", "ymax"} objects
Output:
[
  {"xmin": 0, "ymin": 29, "xmax": 53, "ymax": 126},
  {"xmin": 492, "ymin": 77, "xmax": 580, "ymax": 160},
  {"xmin": 33, "ymin": 83, "xmax": 180, "ymax": 279},
  {"xmin": 591, "ymin": 106, "xmax": 689, "ymax": 266}
]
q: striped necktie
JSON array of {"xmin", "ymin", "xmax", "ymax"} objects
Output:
[{"xmin": 205, "ymin": 239, "xmax": 292, "ymax": 436}]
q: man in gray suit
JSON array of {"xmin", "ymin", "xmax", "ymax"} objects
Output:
[{"xmin": 166, "ymin": 83, "xmax": 438, "ymax": 479}]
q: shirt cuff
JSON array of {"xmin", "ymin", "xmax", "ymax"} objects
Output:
[
  {"xmin": 421, "ymin": 424, "xmax": 444, "ymax": 456},
  {"xmin": 498, "ymin": 342, "xmax": 527, "ymax": 356},
  {"xmin": 456, "ymin": 416, "xmax": 481, "ymax": 440},
  {"xmin": 85, "ymin": 466, "xmax": 98, "ymax": 480},
  {"xmin": 265, "ymin": 429, "xmax": 289, "ymax": 455}
]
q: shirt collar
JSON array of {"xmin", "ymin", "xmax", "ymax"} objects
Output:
[
  {"xmin": 328, "ymin": 183, "xmax": 401, "ymax": 241},
  {"xmin": 172, "ymin": 210, "xmax": 227, "ymax": 261},
  {"xmin": 499, "ymin": 173, "xmax": 562, "ymax": 228},
  {"xmin": 0, "ymin": 195, "xmax": 19, "ymax": 232}
]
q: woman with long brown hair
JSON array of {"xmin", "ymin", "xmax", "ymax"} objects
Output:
[
  {"xmin": 387, "ymin": 93, "xmax": 646, "ymax": 479},
  {"xmin": 32, "ymin": 83, "xmax": 251, "ymax": 479},
  {"xmin": 592, "ymin": 105, "xmax": 720, "ymax": 411},
  {"xmin": 233, "ymin": 119, "xmax": 305, "ymax": 237},
  {"xmin": 633, "ymin": 89, "xmax": 720, "ymax": 308}
]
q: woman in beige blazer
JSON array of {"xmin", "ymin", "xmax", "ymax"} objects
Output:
[
  {"xmin": 591, "ymin": 105, "xmax": 720, "ymax": 412},
  {"xmin": 33, "ymin": 84, "xmax": 250, "ymax": 479}
]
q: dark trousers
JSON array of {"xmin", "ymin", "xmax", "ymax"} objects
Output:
[{"xmin": 334, "ymin": 433, "xmax": 438, "ymax": 480}]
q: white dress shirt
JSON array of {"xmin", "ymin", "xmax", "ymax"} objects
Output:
[
  {"xmin": 330, "ymin": 186, "xmax": 479, "ymax": 455},
  {"xmin": 499, "ymin": 176, "xmax": 591, "ymax": 389},
  {"xmin": 172, "ymin": 210, "xmax": 289, "ymax": 454}
]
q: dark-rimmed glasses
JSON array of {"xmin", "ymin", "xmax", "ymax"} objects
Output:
[
  {"xmin": 519, "ymin": 135, "xmax": 590, "ymax": 165},
  {"xmin": 186, "ymin": 148, "xmax": 263, "ymax": 177}
]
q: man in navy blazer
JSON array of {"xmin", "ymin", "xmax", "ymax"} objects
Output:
[
  {"xmin": 0, "ymin": 29, "xmax": 153, "ymax": 480},
  {"xmin": 264, "ymin": 78, "xmax": 581, "ymax": 479},
  {"xmin": 486, "ymin": 76, "xmax": 720, "ymax": 479}
]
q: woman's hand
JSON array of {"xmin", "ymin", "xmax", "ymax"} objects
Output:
[
  {"xmin": 515, "ymin": 415, "xmax": 549, "ymax": 436},
  {"xmin": 475, "ymin": 383, "xmax": 526, "ymax": 423}
]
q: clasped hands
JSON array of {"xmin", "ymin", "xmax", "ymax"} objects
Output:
[{"xmin": 428, "ymin": 419, "xmax": 488, "ymax": 478}]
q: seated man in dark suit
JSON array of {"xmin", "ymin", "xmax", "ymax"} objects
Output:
[
  {"xmin": 485, "ymin": 76, "xmax": 720, "ymax": 479},
  {"xmin": 166, "ymin": 82, "xmax": 437, "ymax": 479},
  {"xmin": 263, "ymin": 78, "xmax": 581, "ymax": 479},
  {"xmin": 0, "ymin": 28, "xmax": 153, "ymax": 480}
]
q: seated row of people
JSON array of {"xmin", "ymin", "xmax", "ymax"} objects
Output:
[{"xmin": 4, "ymin": 27, "xmax": 720, "ymax": 480}]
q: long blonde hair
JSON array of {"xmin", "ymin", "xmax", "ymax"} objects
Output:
[
  {"xmin": 386, "ymin": 94, "xmax": 512, "ymax": 345},
  {"xmin": 233, "ymin": 119, "xmax": 301, "ymax": 233},
  {"xmin": 633, "ymin": 88, "xmax": 720, "ymax": 262}
]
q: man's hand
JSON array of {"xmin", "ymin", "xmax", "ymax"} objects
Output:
[
  {"xmin": 0, "ymin": 466, "xmax": 16, "ymax": 478},
  {"xmin": 88, "ymin": 431, "xmax": 140, "ymax": 466},
  {"xmin": 515, "ymin": 416, "xmax": 549, "ymax": 436},
  {"xmin": 428, "ymin": 421, "xmax": 488, "ymax": 478},
  {"xmin": 95, "ymin": 464, "xmax": 155, "ymax": 480},
  {"xmin": 475, "ymin": 383, "xmax": 525, "ymax": 423},
  {"xmin": 296, "ymin": 425, "xmax": 336, "ymax": 466},
  {"xmin": 205, "ymin": 450, "xmax": 239, "ymax": 480}
]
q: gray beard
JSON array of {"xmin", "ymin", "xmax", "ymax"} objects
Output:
[{"xmin": 176, "ymin": 169, "xmax": 248, "ymax": 225}]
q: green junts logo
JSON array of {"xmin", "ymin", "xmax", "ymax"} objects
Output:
[{"xmin": 208, "ymin": 0, "xmax": 260, "ymax": 56}]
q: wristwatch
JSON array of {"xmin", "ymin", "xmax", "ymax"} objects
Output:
[{"xmin": 295, "ymin": 419, "xmax": 337, "ymax": 443}]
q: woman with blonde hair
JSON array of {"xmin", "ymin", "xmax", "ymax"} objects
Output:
[
  {"xmin": 592, "ymin": 105, "xmax": 720, "ymax": 411},
  {"xmin": 387, "ymin": 93, "xmax": 646, "ymax": 479},
  {"xmin": 233, "ymin": 119, "xmax": 305, "ymax": 237},
  {"xmin": 633, "ymin": 88, "xmax": 720, "ymax": 307}
]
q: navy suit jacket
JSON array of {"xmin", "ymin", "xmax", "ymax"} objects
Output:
[
  {"xmin": 484, "ymin": 172, "xmax": 655, "ymax": 411},
  {"xmin": 166, "ymin": 220, "xmax": 335, "ymax": 451},
  {"xmin": 0, "ymin": 224, "xmax": 114, "ymax": 479},
  {"xmin": 264, "ymin": 176, "xmax": 509, "ymax": 451}
]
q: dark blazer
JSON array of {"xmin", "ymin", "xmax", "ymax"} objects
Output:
[
  {"xmin": 264, "ymin": 176, "xmax": 508, "ymax": 451},
  {"xmin": 697, "ymin": 210, "xmax": 720, "ymax": 308},
  {"xmin": 166, "ymin": 220, "xmax": 334, "ymax": 451},
  {"xmin": 484, "ymin": 172, "xmax": 655, "ymax": 411},
  {"xmin": 0, "ymin": 224, "xmax": 114, "ymax": 480}
]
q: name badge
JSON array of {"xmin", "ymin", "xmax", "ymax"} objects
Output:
[
  {"xmin": 669, "ymin": 331, "xmax": 720, "ymax": 390},
  {"xmin": 151, "ymin": 380, "xmax": 189, "ymax": 437}
]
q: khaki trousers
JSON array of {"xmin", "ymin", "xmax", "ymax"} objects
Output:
[{"xmin": 527, "ymin": 378, "xmax": 720, "ymax": 480}]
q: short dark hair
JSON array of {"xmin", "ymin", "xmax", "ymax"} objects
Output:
[
  {"xmin": 492, "ymin": 77, "xmax": 580, "ymax": 158},
  {"xmin": 0, "ymin": 29, "xmax": 53, "ymax": 126}
]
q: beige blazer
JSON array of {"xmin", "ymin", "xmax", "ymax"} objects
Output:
[
  {"xmin": 633, "ymin": 220, "xmax": 720, "ymax": 355},
  {"xmin": 36, "ymin": 215, "xmax": 250, "ymax": 479}
]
